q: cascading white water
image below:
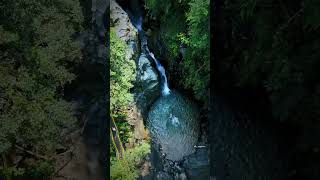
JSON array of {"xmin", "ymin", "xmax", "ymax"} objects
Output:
[
  {"xmin": 135, "ymin": 17, "xmax": 171, "ymax": 96},
  {"xmin": 149, "ymin": 52, "xmax": 170, "ymax": 95},
  {"xmin": 136, "ymin": 16, "xmax": 143, "ymax": 31}
]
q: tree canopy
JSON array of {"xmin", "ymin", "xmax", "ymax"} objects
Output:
[{"xmin": 0, "ymin": 0, "xmax": 83, "ymax": 177}]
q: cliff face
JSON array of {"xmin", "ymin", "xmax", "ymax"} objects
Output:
[
  {"xmin": 110, "ymin": 0, "xmax": 138, "ymax": 61},
  {"xmin": 110, "ymin": 0, "xmax": 160, "ymax": 145}
]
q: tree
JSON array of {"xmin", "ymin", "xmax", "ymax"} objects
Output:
[
  {"xmin": 110, "ymin": 28, "xmax": 136, "ymax": 113},
  {"xmin": 0, "ymin": 0, "xmax": 83, "ymax": 177},
  {"xmin": 110, "ymin": 143, "xmax": 150, "ymax": 180}
]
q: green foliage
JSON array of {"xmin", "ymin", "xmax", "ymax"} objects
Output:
[
  {"xmin": 109, "ymin": 26, "xmax": 138, "ymax": 179},
  {"xmin": 118, "ymin": 121, "xmax": 134, "ymax": 144},
  {"xmin": 145, "ymin": 0, "xmax": 187, "ymax": 19},
  {"xmin": 146, "ymin": 0, "xmax": 187, "ymax": 58},
  {"xmin": 113, "ymin": 114, "xmax": 134, "ymax": 144},
  {"xmin": 110, "ymin": 29, "xmax": 136, "ymax": 113},
  {"xmin": 0, "ymin": 166, "xmax": 25, "ymax": 177},
  {"xmin": 0, "ymin": 0, "xmax": 83, "ymax": 176},
  {"xmin": 26, "ymin": 161, "xmax": 55, "ymax": 177},
  {"xmin": 110, "ymin": 143, "xmax": 151, "ymax": 180},
  {"xmin": 110, "ymin": 28, "xmax": 136, "ymax": 150},
  {"xmin": 183, "ymin": 0, "xmax": 210, "ymax": 101},
  {"xmin": 145, "ymin": 0, "xmax": 210, "ymax": 103}
]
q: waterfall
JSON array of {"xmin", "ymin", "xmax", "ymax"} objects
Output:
[
  {"xmin": 135, "ymin": 16, "xmax": 171, "ymax": 96},
  {"xmin": 136, "ymin": 16, "xmax": 143, "ymax": 31},
  {"xmin": 148, "ymin": 51, "xmax": 171, "ymax": 96}
]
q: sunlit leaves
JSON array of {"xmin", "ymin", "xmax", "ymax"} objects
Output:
[
  {"xmin": 110, "ymin": 29, "xmax": 136, "ymax": 112},
  {"xmin": 110, "ymin": 143, "xmax": 150, "ymax": 180}
]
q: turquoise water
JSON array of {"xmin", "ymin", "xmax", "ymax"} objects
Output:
[{"xmin": 147, "ymin": 91, "xmax": 200, "ymax": 161}]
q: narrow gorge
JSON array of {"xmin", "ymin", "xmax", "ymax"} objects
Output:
[
  {"xmin": 110, "ymin": 0, "xmax": 209, "ymax": 179},
  {"xmin": 110, "ymin": 0, "xmax": 288, "ymax": 179}
]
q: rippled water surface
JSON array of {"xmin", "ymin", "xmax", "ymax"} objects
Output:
[{"xmin": 147, "ymin": 91, "xmax": 200, "ymax": 161}]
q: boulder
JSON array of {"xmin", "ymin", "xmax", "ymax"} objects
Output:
[{"xmin": 134, "ymin": 54, "xmax": 160, "ymax": 117}]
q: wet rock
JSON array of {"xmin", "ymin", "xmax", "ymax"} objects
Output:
[
  {"xmin": 137, "ymin": 54, "xmax": 159, "ymax": 91},
  {"xmin": 183, "ymin": 148, "xmax": 210, "ymax": 180},
  {"xmin": 156, "ymin": 171, "xmax": 173, "ymax": 180},
  {"xmin": 141, "ymin": 160, "xmax": 152, "ymax": 177},
  {"xmin": 146, "ymin": 29, "xmax": 152, "ymax": 36},
  {"xmin": 134, "ymin": 54, "xmax": 160, "ymax": 116},
  {"xmin": 174, "ymin": 172, "xmax": 187, "ymax": 180}
]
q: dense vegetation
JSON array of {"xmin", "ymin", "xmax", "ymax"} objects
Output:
[
  {"xmin": 214, "ymin": 0, "xmax": 320, "ymax": 178},
  {"xmin": 0, "ymin": 0, "xmax": 83, "ymax": 177},
  {"xmin": 110, "ymin": 29, "xmax": 136, "ymax": 114},
  {"xmin": 145, "ymin": 0, "xmax": 210, "ymax": 103},
  {"xmin": 110, "ymin": 25, "xmax": 150, "ymax": 179},
  {"xmin": 110, "ymin": 143, "xmax": 150, "ymax": 180},
  {"xmin": 110, "ymin": 28, "xmax": 135, "ymax": 147}
]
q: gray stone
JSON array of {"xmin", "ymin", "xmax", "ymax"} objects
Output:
[
  {"xmin": 134, "ymin": 54, "xmax": 160, "ymax": 116},
  {"xmin": 183, "ymin": 148, "xmax": 210, "ymax": 179},
  {"xmin": 110, "ymin": 0, "xmax": 139, "ymax": 61},
  {"xmin": 137, "ymin": 54, "xmax": 159, "ymax": 91}
]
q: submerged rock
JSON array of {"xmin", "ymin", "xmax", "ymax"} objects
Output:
[
  {"xmin": 156, "ymin": 171, "xmax": 173, "ymax": 180},
  {"xmin": 147, "ymin": 91, "xmax": 200, "ymax": 161},
  {"xmin": 183, "ymin": 148, "xmax": 210, "ymax": 179}
]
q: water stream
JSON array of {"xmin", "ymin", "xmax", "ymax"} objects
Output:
[
  {"xmin": 128, "ymin": 2, "xmax": 200, "ymax": 162},
  {"xmin": 119, "ymin": 1, "xmax": 209, "ymax": 178},
  {"xmin": 135, "ymin": 17, "xmax": 171, "ymax": 96},
  {"xmin": 118, "ymin": 1, "xmax": 288, "ymax": 179}
]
